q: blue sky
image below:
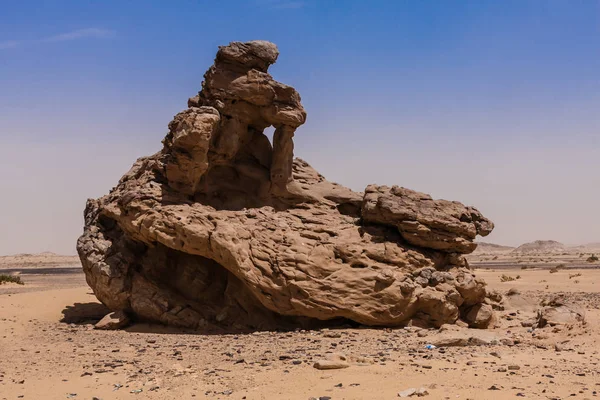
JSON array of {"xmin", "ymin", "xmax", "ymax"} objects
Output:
[{"xmin": 1, "ymin": 0, "xmax": 599, "ymax": 254}]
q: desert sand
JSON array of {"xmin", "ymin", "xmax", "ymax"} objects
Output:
[
  {"xmin": 1, "ymin": 252, "xmax": 599, "ymax": 399},
  {"xmin": 2, "ymin": 41, "xmax": 598, "ymax": 400}
]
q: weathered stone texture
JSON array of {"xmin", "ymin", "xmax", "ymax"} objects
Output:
[{"xmin": 77, "ymin": 41, "xmax": 496, "ymax": 331}]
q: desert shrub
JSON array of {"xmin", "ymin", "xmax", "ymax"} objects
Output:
[
  {"xmin": 569, "ymin": 273, "xmax": 582, "ymax": 279},
  {"xmin": 549, "ymin": 264, "xmax": 565, "ymax": 273},
  {"xmin": 587, "ymin": 254, "xmax": 599, "ymax": 262},
  {"xmin": 0, "ymin": 274, "xmax": 24, "ymax": 285},
  {"xmin": 500, "ymin": 274, "xmax": 520, "ymax": 282}
]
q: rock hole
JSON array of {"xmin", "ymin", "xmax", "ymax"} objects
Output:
[{"xmin": 263, "ymin": 126, "xmax": 275, "ymax": 145}]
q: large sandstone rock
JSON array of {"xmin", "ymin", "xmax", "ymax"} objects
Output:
[{"xmin": 77, "ymin": 41, "xmax": 495, "ymax": 331}]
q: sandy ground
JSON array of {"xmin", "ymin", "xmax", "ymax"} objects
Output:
[
  {"xmin": 2, "ymin": 255, "xmax": 600, "ymax": 399},
  {"xmin": 467, "ymin": 247, "xmax": 600, "ymax": 271}
]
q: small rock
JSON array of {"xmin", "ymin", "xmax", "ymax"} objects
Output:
[
  {"xmin": 433, "ymin": 337, "xmax": 468, "ymax": 347},
  {"xmin": 95, "ymin": 311, "xmax": 130, "ymax": 330},
  {"xmin": 398, "ymin": 387, "xmax": 429, "ymax": 397},
  {"xmin": 465, "ymin": 304, "xmax": 494, "ymax": 328},
  {"xmin": 313, "ymin": 360, "xmax": 349, "ymax": 370},
  {"xmin": 455, "ymin": 320, "xmax": 469, "ymax": 328}
]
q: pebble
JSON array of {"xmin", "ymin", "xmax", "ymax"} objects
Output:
[{"xmin": 398, "ymin": 387, "xmax": 429, "ymax": 397}]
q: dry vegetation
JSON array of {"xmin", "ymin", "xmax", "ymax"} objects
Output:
[
  {"xmin": 0, "ymin": 274, "xmax": 23, "ymax": 285},
  {"xmin": 500, "ymin": 274, "xmax": 520, "ymax": 282}
]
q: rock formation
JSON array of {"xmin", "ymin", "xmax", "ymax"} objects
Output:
[{"xmin": 77, "ymin": 40, "xmax": 497, "ymax": 331}]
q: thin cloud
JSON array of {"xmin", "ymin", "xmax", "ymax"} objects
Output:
[
  {"xmin": 0, "ymin": 40, "xmax": 20, "ymax": 50},
  {"xmin": 258, "ymin": 0, "xmax": 306, "ymax": 10},
  {"xmin": 0, "ymin": 28, "xmax": 116, "ymax": 50},
  {"xmin": 272, "ymin": 1, "xmax": 305, "ymax": 9},
  {"xmin": 42, "ymin": 28, "xmax": 116, "ymax": 42}
]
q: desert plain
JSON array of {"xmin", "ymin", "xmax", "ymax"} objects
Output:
[{"xmin": 1, "ymin": 245, "xmax": 600, "ymax": 400}]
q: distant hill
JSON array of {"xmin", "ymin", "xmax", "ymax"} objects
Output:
[
  {"xmin": 473, "ymin": 242, "xmax": 515, "ymax": 254},
  {"xmin": 571, "ymin": 242, "xmax": 600, "ymax": 252},
  {"xmin": 512, "ymin": 240, "xmax": 565, "ymax": 254}
]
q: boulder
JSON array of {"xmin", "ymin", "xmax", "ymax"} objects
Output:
[
  {"xmin": 536, "ymin": 295, "xmax": 585, "ymax": 327},
  {"xmin": 464, "ymin": 303, "xmax": 495, "ymax": 328},
  {"xmin": 537, "ymin": 305, "xmax": 585, "ymax": 327},
  {"xmin": 77, "ymin": 41, "xmax": 495, "ymax": 331}
]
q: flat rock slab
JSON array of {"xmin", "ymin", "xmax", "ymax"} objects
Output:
[
  {"xmin": 398, "ymin": 387, "xmax": 429, "ymax": 397},
  {"xmin": 313, "ymin": 360, "xmax": 350, "ymax": 370},
  {"xmin": 95, "ymin": 311, "xmax": 130, "ymax": 330}
]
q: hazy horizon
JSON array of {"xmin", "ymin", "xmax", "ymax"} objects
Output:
[{"xmin": 1, "ymin": 0, "xmax": 599, "ymax": 255}]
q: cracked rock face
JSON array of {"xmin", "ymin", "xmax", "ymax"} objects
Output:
[{"xmin": 77, "ymin": 40, "xmax": 496, "ymax": 331}]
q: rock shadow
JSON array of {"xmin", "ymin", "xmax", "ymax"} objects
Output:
[
  {"xmin": 123, "ymin": 317, "xmax": 359, "ymax": 336},
  {"xmin": 61, "ymin": 302, "xmax": 110, "ymax": 324}
]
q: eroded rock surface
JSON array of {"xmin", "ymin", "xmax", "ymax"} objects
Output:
[
  {"xmin": 536, "ymin": 295, "xmax": 586, "ymax": 328},
  {"xmin": 77, "ymin": 41, "xmax": 496, "ymax": 331}
]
